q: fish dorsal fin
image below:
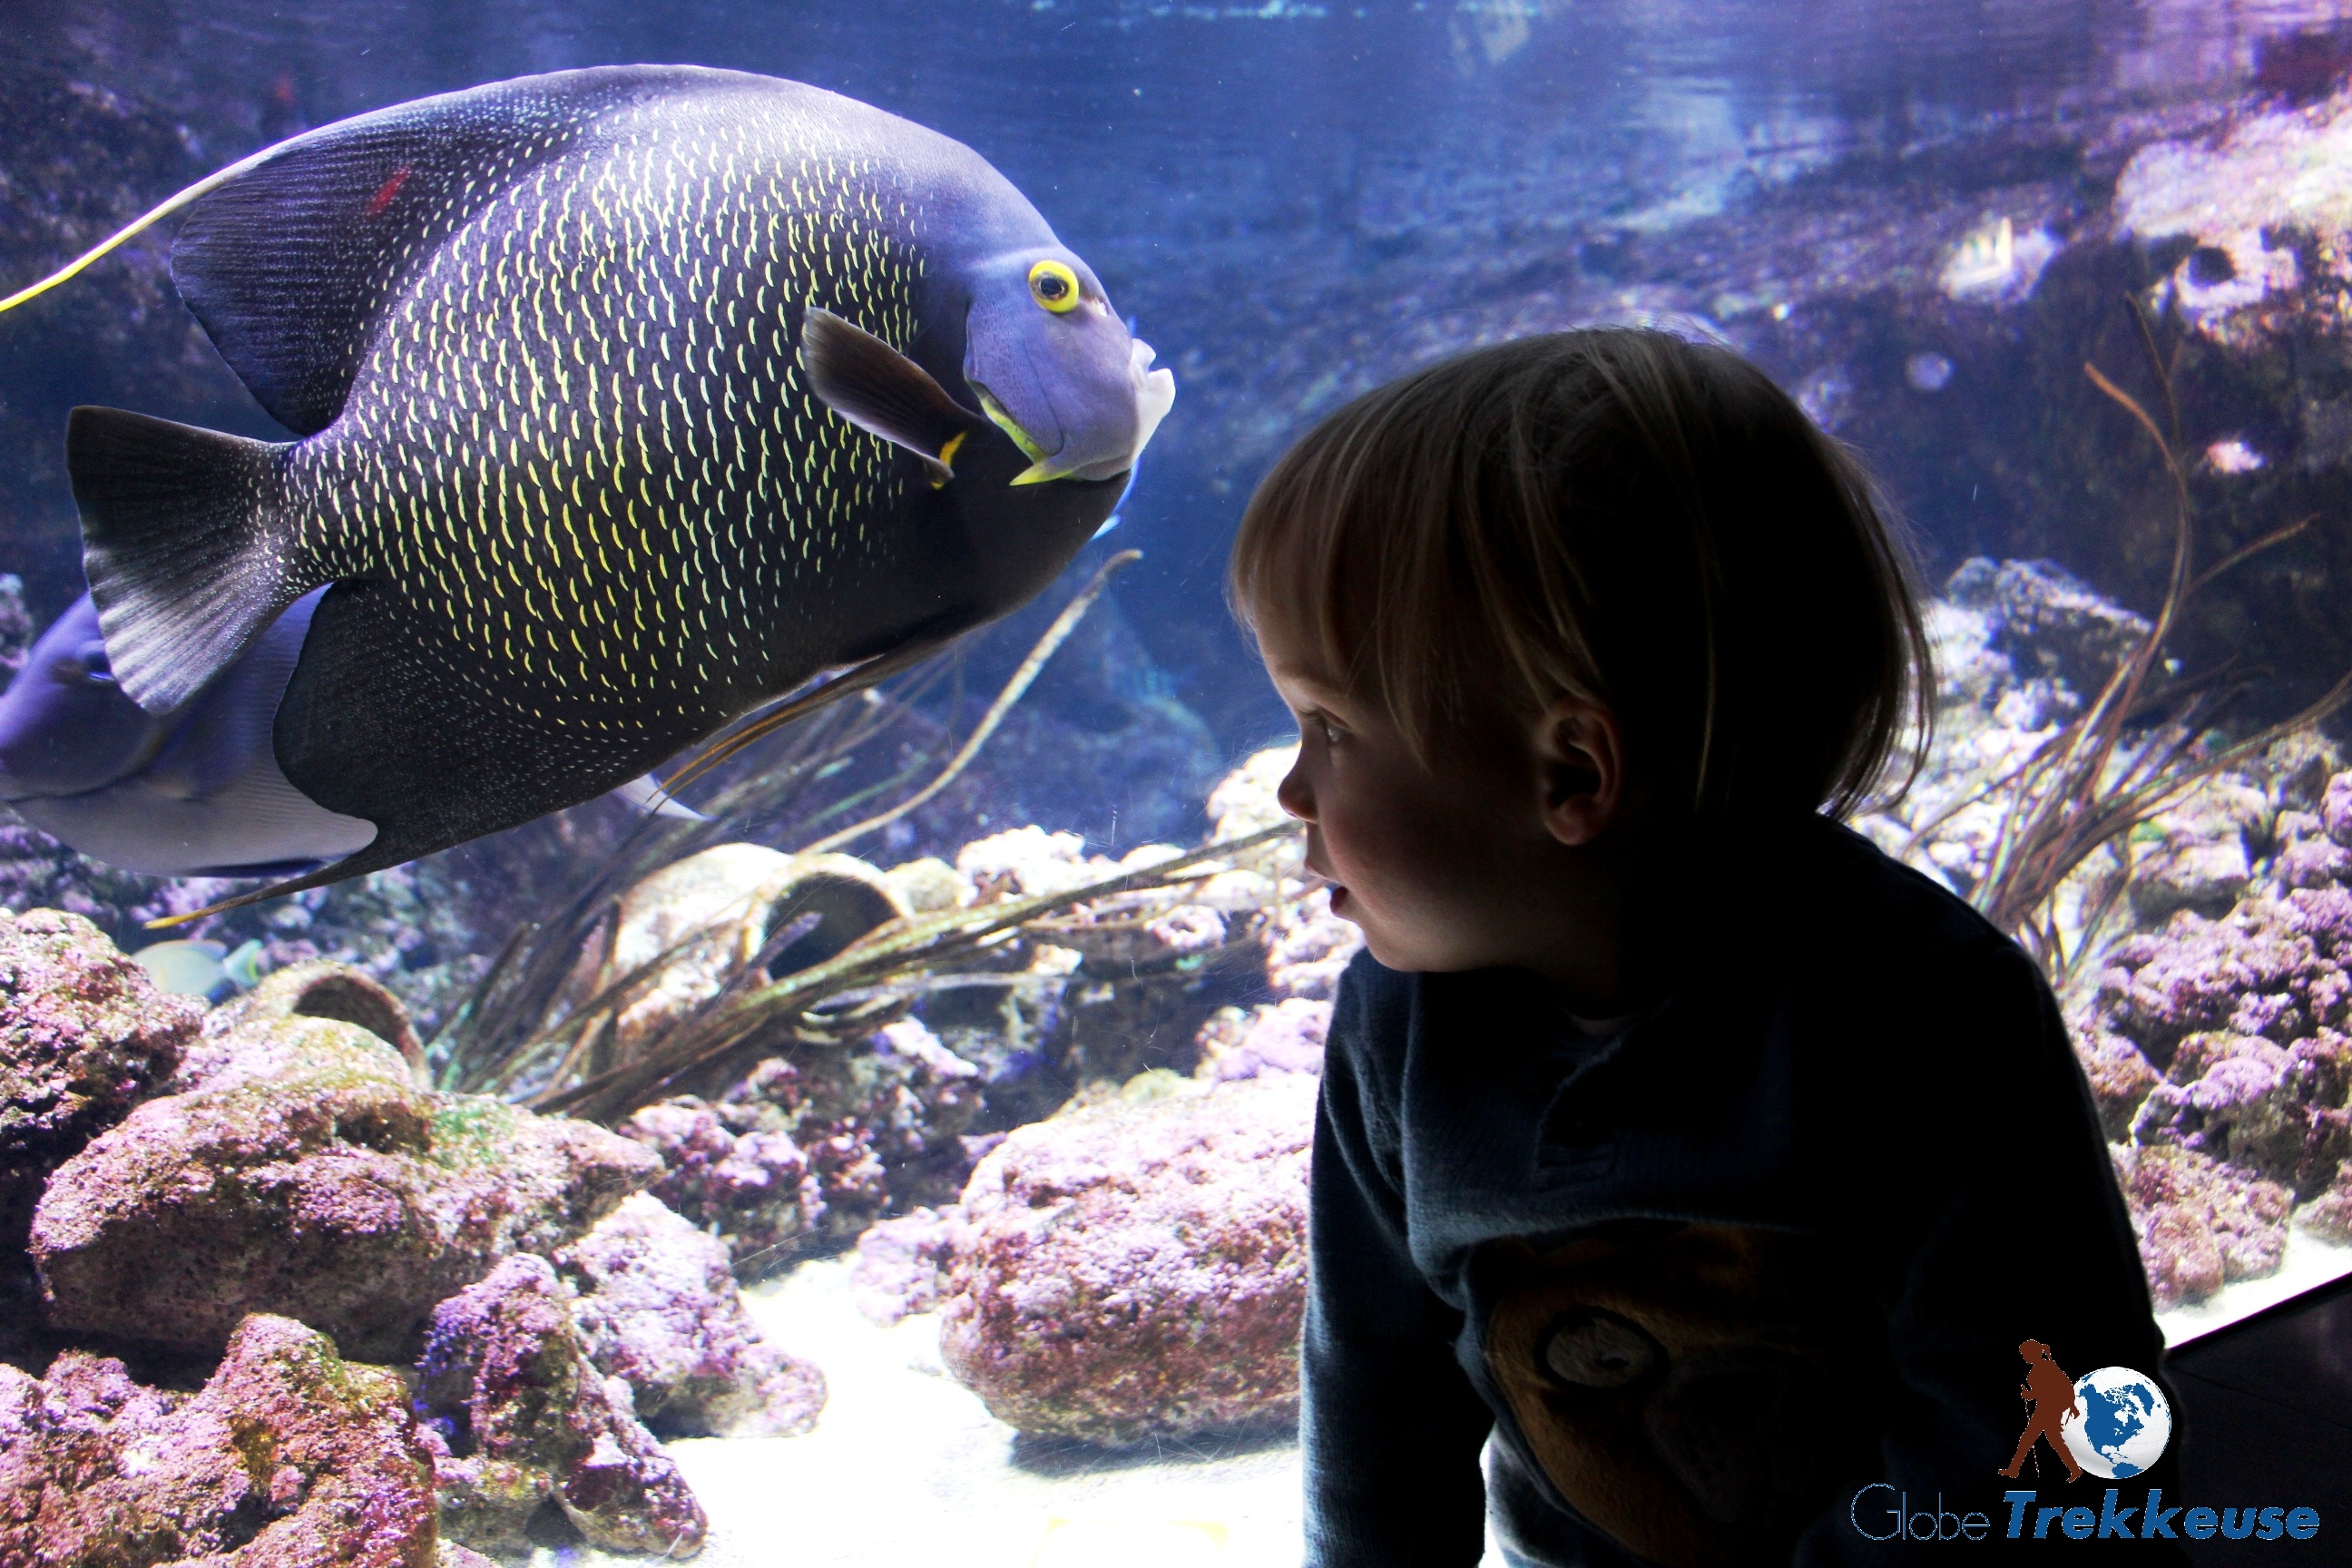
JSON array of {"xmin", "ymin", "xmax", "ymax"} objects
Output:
[
  {"xmin": 799, "ymin": 307, "xmax": 984, "ymax": 484},
  {"xmin": 172, "ymin": 66, "xmax": 719, "ymax": 436}
]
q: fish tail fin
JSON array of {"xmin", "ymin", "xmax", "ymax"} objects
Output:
[{"xmin": 70, "ymin": 406, "xmax": 310, "ymax": 714}]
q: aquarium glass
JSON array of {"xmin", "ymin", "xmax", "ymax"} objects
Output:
[{"xmin": 3, "ymin": 3, "xmax": 2351, "ymax": 1563}]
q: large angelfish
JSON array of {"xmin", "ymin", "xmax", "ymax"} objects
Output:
[{"xmin": 8, "ymin": 65, "xmax": 1173, "ymax": 906}]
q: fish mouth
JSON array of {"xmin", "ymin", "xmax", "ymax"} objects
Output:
[
  {"xmin": 969, "ymin": 339, "xmax": 1176, "ymax": 487},
  {"xmin": 971, "ymin": 385, "xmax": 1062, "ymax": 483}
]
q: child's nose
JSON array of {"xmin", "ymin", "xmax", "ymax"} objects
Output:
[{"xmin": 1276, "ymin": 760, "xmax": 1316, "ymax": 822}]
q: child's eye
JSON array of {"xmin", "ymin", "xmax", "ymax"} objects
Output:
[{"xmin": 1308, "ymin": 713, "xmax": 1343, "ymax": 746}]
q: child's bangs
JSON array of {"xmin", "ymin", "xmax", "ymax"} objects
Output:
[{"xmin": 1229, "ymin": 390, "xmax": 1426, "ymax": 703}]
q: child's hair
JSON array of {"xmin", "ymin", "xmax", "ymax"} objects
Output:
[{"xmin": 1229, "ymin": 328, "xmax": 1933, "ymax": 821}]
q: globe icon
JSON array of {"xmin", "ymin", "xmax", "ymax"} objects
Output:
[{"xmin": 2060, "ymin": 1366, "xmax": 2172, "ymax": 1479}]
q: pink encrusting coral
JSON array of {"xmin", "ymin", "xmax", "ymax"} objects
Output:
[
  {"xmin": 0, "ymin": 1313, "xmax": 440, "ymax": 1567},
  {"xmin": 2112, "ymin": 1142, "xmax": 2295, "ymax": 1309},
  {"xmin": 1264, "ymin": 885, "xmax": 1360, "ymax": 1001},
  {"xmin": 2132, "ymin": 1030, "xmax": 2352, "ymax": 1196},
  {"xmin": 0, "ymin": 930, "xmax": 750, "ymax": 1559},
  {"xmin": 0, "ymin": 907, "xmax": 197, "ymax": 1245},
  {"xmin": 617, "ymin": 1016, "xmax": 983, "ymax": 1269},
  {"xmin": 558, "ymin": 1192, "xmax": 828, "ymax": 1438},
  {"xmin": 413, "ymin": 1253, "xmax": 707, "ymax": 1558},
  {"xmin": 2092, "ymin": 887, "xmax": 2352, "ymax": 1070},
  {"xmin": 618, "ymin": 1095, "xmax": 818, "ymax": 1268},
  {"xmin": 938, "ymin": 1070, "xmax": 1315, "ymax": 1446},
  {"xmin": 2079, "ymin": 835, "xmax": 2352, "ymax": 1305},
  {"xmin": 1194, "ymin": 996, "xmax": 1332, "ymax": 1083},
  {"xmin": 848, "ymin": 1205, "xmax": 967, "ymax": 1327},
  {"xmin": 28, "ymin": 1002, "xmax": 660, "ymax": 1359}
]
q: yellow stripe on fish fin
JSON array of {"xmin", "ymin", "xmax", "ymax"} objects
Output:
[{"xmin": 0, "ymin": 138, "xmax": 297, "ymax": 317}]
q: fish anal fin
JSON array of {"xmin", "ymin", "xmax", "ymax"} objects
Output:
[
  {"xmin": 799, "ymin": 307, "xmax": 981, "ymax": 471},
  {"xmin": 172, "ymin": 66, "xmax": 718, "ymax": 436},
  {"xmin": 612, "ymin": 772, "xmax": 708, "ymax": 821},
  {"xmin": 71, "ymin": 407, "xmax": 307, "ymax": 713}
]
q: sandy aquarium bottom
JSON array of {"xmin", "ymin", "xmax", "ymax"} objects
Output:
[
  {"xmin": 598, "ymin": 1257, "xmax": 1307, "ymax": 1568},
  {"xmin": 546, "ymin": 1249, "xmax": 2344, "ymax": 1568}
]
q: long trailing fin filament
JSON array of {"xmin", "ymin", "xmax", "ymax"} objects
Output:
[
  {"xmin": 799, "ymin": 548, "xmax": 1142, "ymax": 856},
  {"xmin": 0, "ymin": 139, "xmax": 296, "ymax": 316}
]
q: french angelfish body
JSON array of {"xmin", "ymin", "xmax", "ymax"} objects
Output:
[{"xmin": 70, "ymin": 66, "xmax": 1168, "ymax": 901}]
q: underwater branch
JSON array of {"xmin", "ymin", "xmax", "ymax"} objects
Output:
[
  {"xmin": 530, "ymin": 818, "xmax": 1303, "ymax": 1124},
  {"xmin": 799, "ymin": 549, "xmax": 1142, "ymax": 856}
]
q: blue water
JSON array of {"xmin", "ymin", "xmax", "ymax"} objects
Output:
[{"xmin": 11, "ymin": 0, "xmax": 2346, "ymax": 771}]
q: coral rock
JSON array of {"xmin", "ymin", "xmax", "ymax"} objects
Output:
[
  {"xmin": 2298, "ymin": 1161, "xmax": 2352, "ymax": 1243},
  {"xmin": 619, "ymin": 1095, "xmax": 818, "ymax": 1265},
  {"xmin": 1265, "ymin": 884, "xmax": 1362, "ymax": 1000},
  {"xmin": 0, "ymin": 1312, "xmax": 438, "ymax": 1567},
  {"xmin": 1205, "ymin": 745, "xmax": 1308, "ymax": 877},
  {"xmin": 2116, "ymin": 92, "xmax": 2352, "ymax": 344},
  {"xmin": 884, "ymin": 856, "xmax": 972, "ymax": 913},
  {"xmin": 2133, "ymin": 1031, "xmax": 2352, "ymax": 1196},
  {"xmin": 2127, "ymin": 779, "xmax": 2268, "ymax": 923},
  {"xmin": 414, "ymin": 1254, "xmax": 706, "ymax": 1557},
  {"xmin": 2071, "ymin": 1027, "xmax": 2161, "ymax": 1141},
  {"xmin": 0, "ymin": 908, "xmax": 197, "ymax": 1246},
  {"xmin": 589, "ymin": 845, "xmax": 908, "ymax": 1061},
  {"xmin": 1195, "ymin": 996, "xmax": 1333, "ymax": 1082},
  {"xmin": 848, "ymin": 1205, "xmax": 965, "ymax": 1327},
  {"xmin": 2272, "ymin": 808, "xmax": 2352, "ymax": 891},
  {"xmin": 2114, "ymin": 1142, "xmax": 2293, "ymax": 1308},
  {"xmin": 30, "ymin": 1008, "xmax": 657, "ymax": 1358},
  {"xmin": 939, "ymin": 1070, "xmax": 1315, "ymax": 1446},
  {"xmin": 623, "ymin": 1018, "xmax": 981, "ymax": 1264},
  {"xmin": 2092, "ymin": 889, "xmax": 2352, "ymax": 1069},
  {"xmin": 558, "ymin": 1192, "xmax": 826, "ymax": 1438},
  {"xmin": 956, "ymin": 826, "xmax": 1107, "ymax": 901},
  {"xmin": 1974, "ymin": 557, "xmax": 2152, "ymax": 698},
  {"xmin": 2325, "ymin": 771, "xmax": 2352, "ymax": 849}
]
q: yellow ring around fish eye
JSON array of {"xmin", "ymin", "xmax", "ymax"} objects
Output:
[{"xmin": 1028, "ymin": 259, "xmax": 1082, "ymax": 314}]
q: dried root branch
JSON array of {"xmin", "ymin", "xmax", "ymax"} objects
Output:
[
  {"xmin": 529, "ymin": 819, "xmax": 1301, "ymax": 1123},
  {"xmin": 435, "ymin": 553, "xmax": 1174, "ymax": 1104}
]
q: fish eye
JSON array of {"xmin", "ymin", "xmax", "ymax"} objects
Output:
[{"xmin": 1028, "ymin": 259, "xmax": 1082, "ymax": 314}]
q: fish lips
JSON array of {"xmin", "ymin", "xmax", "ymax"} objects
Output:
[{"xmin": 963, "ymin": 269, "xmax": 1173, "ymax": 486}]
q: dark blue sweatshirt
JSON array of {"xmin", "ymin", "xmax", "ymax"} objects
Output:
[{"xmin": 1300, "ymin": 814, "xmax": 2189, "ymax": 1565}]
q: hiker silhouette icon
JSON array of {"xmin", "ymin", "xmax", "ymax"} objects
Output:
[{"xmin": 2001, "ymin": 1338, "xmax": 2084, "ymax": 1483}]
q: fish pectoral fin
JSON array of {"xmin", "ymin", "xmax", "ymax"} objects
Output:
[
  {"xmin": 71, "ymin": 407, "xmax": 313, "ymax": 714},
  {"xmin": 799, "ymin": 307, "xmax": 982, "ymax": 476},
  {"xmin": 611, "ymin": 772, "xmax": 708, "ymax": 821}
]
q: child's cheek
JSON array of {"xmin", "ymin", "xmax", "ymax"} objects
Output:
[{"xmin": 1330, "ymin": 778, "xmax": 1456, "ymax": 913}]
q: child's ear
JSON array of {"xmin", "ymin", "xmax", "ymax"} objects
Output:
[{"xmin": 1532, "ymin": 695, "xmax": 1625, "ymax": 848}]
